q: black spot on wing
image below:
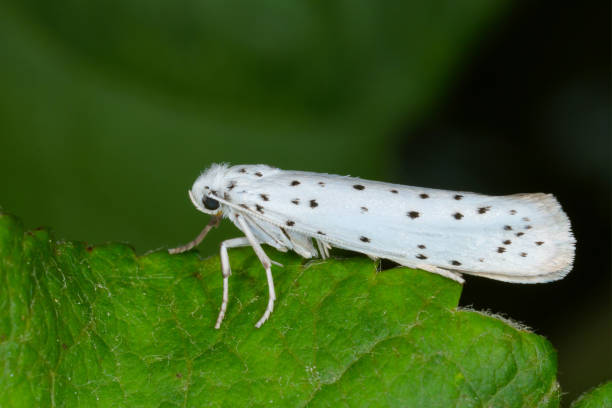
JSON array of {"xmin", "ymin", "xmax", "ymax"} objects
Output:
[
  {"xmin": 416, "ymin": 254, "xmax": 427, "ymax": 260},
  {"xmin": 291, "ymin": 198, "xmax": 300, "ymax": 205},
  {"xmin": 453, "ymin": 212, "xmax": 463, "ymax": 220},
  {"xmin": 360, "ymin": 236, "xmax": 370, "ymax": 243},
  {"xmin": 239, "ymin": 168, "xmax": 247, "ymax": 173},
  {"xmin": 516, "ymin": 232, "xmax": 525, "ymax": 237},
  {"xmin": 520, "ymin": 252, "xmax": 528, "ymax": 257},
  {"xmin": 291, "ymin": 180, "xmax": 300, "ymax": 186},
  {"xmin": 286, "ymin": 220, "xmax": 295, "ymax": 226},
  {"xmin": 419, "ymin": 193, "xmax": 429, "ymax": 199},
  {"xmin": 390, "ymin": 189, "xmax": 398, "ymax": 194},
  {"xmin": 255, "ymin": 171, "xmax": 263, "ymax": 177},
  {"xmin": 360, "ymin": 206, "xmax": 368, "ymax": 213},
  {"xmin": 417, "ymin": 244, "xmax": 426, "ymax": 249},
  {"xmin": 451, "ymin": 260, "xmax": 461, "ymax": 266},
  {"xmin": 353, "ymin": 184, "xmax": 365, "ymax": 190},
  {"xmin": 239, "ymin": 204, "xmax": 249, "ymax": 210},
  {"xmin": 407, "ymin": 211, "xmax": 420, "ymax": 219},
  {"xmin": 503, "ymin": 240, "xmax": 511, "ymax": 245},
  {"xmin": 509, "ymin": 209, "xmax": 517, "ymax": 215},
  {"xmin": 255, "ymin": 204, "xmax": 264, "ymax": 214},
  {"xmin": 525, "ymin": 225, "xmax": 533, "ymax": 230},
  {"xmin": 504, "ymin": 225, "xmax": 512, "ymax": 231},
  {"xmin": 454, "ymin": 194, "xmax": 463, "ymax": 200},
  {"xmin": 497, "ymin": 247, "xmax": 506, "ymax": 253},
  {"xmin": 317, "ymin": 231, "xmax": 326, "ymax": 235},
  {"xmin": 318, "ymin": 181, "xmax": 325, "ymax": 187},
  {"xmin": 535, "ymin": 241, "xmax": 544, "ymax": 246},
  {"xmin": 227, "ymin": 181, "xmax": 236, "ymax": 190},
  {"xmin": 309, "ymin": 199, "xmax": 318, "ymax": 208},
  {"xmin": 259, "ymin": 194, "xmax": 269, "ymax": 201},
  {"xmin": 478, "ymin": 206, "xmax": 490, "ymax": 214}
]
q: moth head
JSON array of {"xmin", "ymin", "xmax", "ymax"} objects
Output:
[{"xmin": 189, "ymin": 163, "xmax": 229, "ymax": 215}]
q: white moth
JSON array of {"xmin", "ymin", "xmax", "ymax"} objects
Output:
[{"xmin": 169, "ymin": 163, "xmax": 575, "ymax": 329}]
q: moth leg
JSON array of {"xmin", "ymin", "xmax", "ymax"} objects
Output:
[
  {"xmin": 235, "ymin": 215, "xmax": 276, "ymax": 328},
  {"xmin": 315, "ymin": 239, "xmax": 331, "ymax": 259},
  {"xmin": 374, "ymin": 258, "xmax": 383, "ymax": 273},
  {"xmin": 215, "ymin": 237, "xmax": 251, "ymax": 329},
  {"xmin": 418, "ymin": 264, "xmax": 465, "ymax": 284},
  {"xmin": 316, "ymin": 240, "xmax": 327, "ymax": 260},
  {"xmin": 168, "ymin": 215, "xmax": 221, "ymax": 254}
]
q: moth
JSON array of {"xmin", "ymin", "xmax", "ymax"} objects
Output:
[{"xmin": 169, "ymin": 163, "xmax": 575, "ymax": 329}]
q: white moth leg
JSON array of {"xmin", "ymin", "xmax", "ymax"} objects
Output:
[
  {"xmin": 236, "ymin": 215, "xmax": 276, "ymax": 328},
  {"xmin": 418, "ymin": 264, "xmax": 465, "ymax": 284},
  {"xmin": 315, "ymin": 239, "xmax": 331, "ymax": 259},
  {"xmin": 215, "ymin": 237, "xmax": 251, "ymax": 329},
  {"xmin": 168, "ymin": 214, "xmax": 221, "ymax": 254},
  {"xmin": 437, "ymin": 269, "xmax": 464, "ymax": 284},
  {"xmin": 316, "ymin": 240, "xmax": 327, "ymax": 260}
]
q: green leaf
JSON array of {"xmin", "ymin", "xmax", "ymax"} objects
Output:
[
  {"xmin": 0, "ymin": 212, "xmax": 560, "ymax": 407},
  {"xmin": 571, "ymin": 382, "xmax": 612, "ymax": 408}
]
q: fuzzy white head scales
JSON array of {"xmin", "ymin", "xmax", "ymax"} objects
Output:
[{"xmin": 189, "ymin": 163, "xmax": 231, "ymax": 214}]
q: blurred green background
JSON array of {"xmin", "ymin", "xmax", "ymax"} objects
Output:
[{"xmin": 0, "ymin": 0, "xmax": 609, "ymax": 405}]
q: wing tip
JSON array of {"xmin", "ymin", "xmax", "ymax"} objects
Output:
[
  {"xmin": 533, "ymin": 193, "xmax": 575, "ymax": 281},
  {"xmin": 470, "ymin": 193, "xmax": 576, "ymax": 283}
]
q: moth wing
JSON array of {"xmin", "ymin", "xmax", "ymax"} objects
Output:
[{"xmin": 226, "ymin": 171, "xmax": 574, "ymax": 283}]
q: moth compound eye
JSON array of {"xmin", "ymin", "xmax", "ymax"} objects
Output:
[{"xmin": 203, "ymin": 196, "xmax": 220, "ymax": 210}]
